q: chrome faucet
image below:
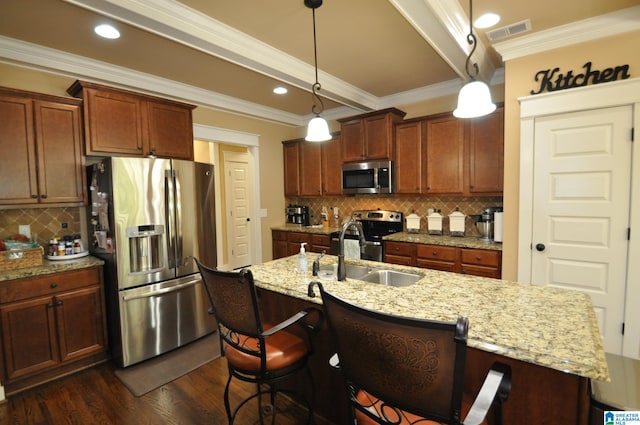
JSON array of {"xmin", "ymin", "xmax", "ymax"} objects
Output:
[{"xmin": 338, "ymin": 219, "xmax": 366, "ymax": 281}]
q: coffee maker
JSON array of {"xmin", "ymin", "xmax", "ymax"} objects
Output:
[
  {"xmin": 286, "ymin": 204, "xmax": 310, "ymax": 226},
  {"xmin": 475, "ymin": 207, "xmax": 500, "ymax": 242}
]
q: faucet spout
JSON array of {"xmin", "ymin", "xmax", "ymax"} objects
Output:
[{"xmin": 337, "ymin": 219, "xmax": 366, "ymax": 281}]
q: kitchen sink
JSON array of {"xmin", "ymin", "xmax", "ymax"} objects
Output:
[
  {"xmin": 317, "ymin": 263, "xmax": 421, "ymax": 286},
  {"xmin": 359, "ymin": 269, "xmax": 422, "ymax": 287}
]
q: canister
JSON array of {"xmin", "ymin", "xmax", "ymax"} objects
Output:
[
  {"xmin": 449, "ymin": 211, "xmax": 466, "ymax": 237},
  {"xmin": 406, "ymin": 213, "xmax": 421, "ymax": 233},
  {"xmin": 427, "ymin": 211, "xmax": 443, "ymax": 235}
]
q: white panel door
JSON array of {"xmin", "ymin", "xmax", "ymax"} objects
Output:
[
  {"xmin": 531, "ymin": 105, "xmax": 632, "ymax": 354},
  {"xmin": 224, "ymin": 152, "xmax": 252, "ymax": 269}
]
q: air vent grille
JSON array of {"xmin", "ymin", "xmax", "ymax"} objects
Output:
[{"xmin": 486, "ymin": 19, "xmax": 531, "ymax": 42}]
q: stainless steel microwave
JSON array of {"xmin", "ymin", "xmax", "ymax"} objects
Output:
[{"xmin": 342, "ymin": 160, "xmax": 394, "ymax": 194}]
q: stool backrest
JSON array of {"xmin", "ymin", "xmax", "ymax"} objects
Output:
[{"xmin": 319, "ymin": 286, "xmax": 468, "ymax": 424}]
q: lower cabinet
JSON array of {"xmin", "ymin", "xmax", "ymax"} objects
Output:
[
  {"xmin": 0, "ymin": 266, "xmax": 108, "ymax": 393},
  {"xmin": 272, "ymin": 230, "xmax": 331, "ymax": 259},
  {"xmin": 384, "ymin": 241, "xmax": 501, "ymax": 278}
]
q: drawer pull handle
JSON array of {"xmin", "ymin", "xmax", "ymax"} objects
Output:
[{"xmin": 50, "ymin": 282, "xmax": 57, "ymax": 288}]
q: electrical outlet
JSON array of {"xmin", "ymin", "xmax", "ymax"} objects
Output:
[{"xmin": 18, "ymin": 224, "xmax": 31, "ymax": 239}]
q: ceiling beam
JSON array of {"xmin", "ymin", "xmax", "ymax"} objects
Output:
[{"xmin": 388, "ymin": 0, "xmax": 495, "ymax": 84}]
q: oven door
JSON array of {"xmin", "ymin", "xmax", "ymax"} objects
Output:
[{"xmin": 361, "ymin": 241, "xmax": 382, "ymax": 262}]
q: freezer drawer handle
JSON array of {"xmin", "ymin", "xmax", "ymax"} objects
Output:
[{"xmin": 122, "ymin": 278, "xmax": 201, "ymax": 301}]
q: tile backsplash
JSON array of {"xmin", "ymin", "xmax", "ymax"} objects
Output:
[
  {"xmin": 0, "ymin": 207, "xmax": 85, "ymax": 245},
  {"xmin": 286, "ymin": 195, "xmax": 503, "ymax": 236}
]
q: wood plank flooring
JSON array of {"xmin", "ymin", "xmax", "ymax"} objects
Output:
[{"xmin": 0, "ymin": 356, "xmax": 337, "ymax": 425}]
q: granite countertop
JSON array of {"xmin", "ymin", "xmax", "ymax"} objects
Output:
[
  {"xmin": 271, "ymin": 223, "xmax": 340, "ymax": 235},
  {"xmin": 249, "ymin": 254, "xmax": 608, "ymax": 381},
  {"xmin": 0, "ymin": 255, "xmax": 105, "ymax": 282},
  {"xmin": 384, "ymin": 232, "xmax": 502, "ymax": 251}
]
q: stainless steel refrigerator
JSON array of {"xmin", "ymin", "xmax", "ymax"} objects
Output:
[{"xmin": 88, "ymin": 157, "xmax": 217, "ymax": 367}]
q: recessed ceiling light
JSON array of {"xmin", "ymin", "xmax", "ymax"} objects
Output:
[
  {"xmin": 273, "ymin": 86, "xmax": 288, "ymax": 95},
  {"xmin": 474, "ymin": 13, "xmax": 501, "ymax": 29},
  {"xmin": 94, "ymin": 24, "xmax": 120, "ymax": 39}
]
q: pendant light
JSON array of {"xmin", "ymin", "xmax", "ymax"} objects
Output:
[
  {"xmin": 304, "ymin": 0, "xmax": 331, "ymax": 142},
  {"xmin": 453, "ymin": 0, "xmax": 496, "ymax": 119}
]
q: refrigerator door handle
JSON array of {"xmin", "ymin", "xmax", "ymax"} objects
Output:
[
  {"xmin": 165, "ymin": 169, "xmax": 177, "ymax": 269},
  {"xmin": 174, "ymin": 170, "xmax": 184, "ymax": 267},
  {"xmin": 121, "ymin": 277, "xmax": 201, "ymax": 301}
]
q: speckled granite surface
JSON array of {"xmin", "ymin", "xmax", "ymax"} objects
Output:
[
  {"xmin": 271, "ymin": 224, "xmax": 340, "ymax": 235},
  {"xmin": 249, "ymin": 254, "xmax": 608, "ymax": 381},
  {"xmin": 0, "ymin": 256, "xmax": 104, "ymax": 282},
  {"xmin": 383, "ymin": 232, "xmax": 502, "ymax": 251}
]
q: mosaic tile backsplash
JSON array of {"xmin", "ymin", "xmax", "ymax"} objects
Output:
[
  {"xmin": 286, "ymin": 195, "xmax": 503, "ymax": 236},
  {"xmin": 0, "ymin": 207, "xmax": 84, "ymax": 245}
]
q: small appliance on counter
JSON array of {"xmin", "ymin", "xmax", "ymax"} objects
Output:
[
  {"xmin": 405, "ymin": 213, "xmax": 421, "ymax": 233},
  {"xmin": 474, "ymin": 207, "xmax": 501, "ymax": 242},
  {"xmin": 448, "ymin": 211, "xmax": 466, "ymax": 237},
  {"xmin": 494, "ymin": 209, "xmax": 504, "ymax": 243},
  {"xmin": 286, "ymin": 204, "xmax": 310, "ymax": 226}
]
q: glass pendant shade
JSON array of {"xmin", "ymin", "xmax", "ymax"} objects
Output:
[
  {"xmin": 453, "ymin": 80, "xmax": 496, "ymax": 118},
  {"xmin": 305, "ymin": 115, "xmax": 331, "ymax": 142}
]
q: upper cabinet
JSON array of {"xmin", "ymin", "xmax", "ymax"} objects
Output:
[
  {"xmin": 394, "ymin": 119, "xmax": 426, "ymax": 194},
  {"xmin": 67, "ymin": 81, "xmax": 195, "ymax": 160},
  {"xmin": 339, "ymin": 108, "xmax": 405, "ymax": 162},
  {"xmin": 283, "ymin": 134, "xmax": 341, "ymax": 197},
  {"xmin": 413, "ymin": 106, "xmax": 504, "ymax": 196},
  {"xmin": 0, "ymin": 87, "xmax": 86, "ymax": 206}
]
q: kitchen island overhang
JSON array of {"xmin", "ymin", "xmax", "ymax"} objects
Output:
[{"xmin": 249, "ymin": 254, "xmax": 609, "ymax": 382}]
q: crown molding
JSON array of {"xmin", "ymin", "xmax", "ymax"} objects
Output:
[{"xmin": 494, "ymin": 6, "xmax": 640, "ymax": 62}]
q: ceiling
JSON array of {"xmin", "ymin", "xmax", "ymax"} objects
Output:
[{"xmin": 1, "ymin": 0, "xmax": 638, "ymax": 126}]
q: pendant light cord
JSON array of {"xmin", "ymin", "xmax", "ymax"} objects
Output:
[
  {"xmin": 311, "ymin": 6, "xmax": 325, "ymax": 116},
  {"xmin": 464, "ymin": 0, "xmax": 479, "ymax": 81}
]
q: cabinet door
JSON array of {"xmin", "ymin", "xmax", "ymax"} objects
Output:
[
  {"xmin": 283, "ymin": 142, "xmax": 300, "ymax": 197},
  {"xmin": 0, "ymin": 296, "xmax": 59, "ymax": 381},
  {"xmin": 0, "ymin": 95, "xmax": 38, "ymax": 204},
  {"xmin": 34, "ymin": 100, "xmax": 86, "ymax": 204},
  {"xmin": 55, "ymin": 286, "xmax": 107, "ymax": 362},
  {"xmin": 83, "ymin": 88, "xmax": 145, "ymax": 155},
  {"xmin": 341, "ymin": 120, "xmax": 365, "ymax": 162},
  {"xmin": 394, "ymin": 121, "xmax": 424, "ymax": 194},
  {"xmin": 426, "ymin": 116, "xmax": 464, "ymax": 194},
  {"xmin": 299, "ymin": 141, "xmax": 323, "ymax": 196},
  {"xmin": 322, "ymin": 135, "xmax": 343, "ymax": 196},
  {"xmin": 364, "ymin": 115, "xmax": 392, "ymax": 160},
  {"xmin": 469, "ymin": 108, "xmax": 504, "ymax": 194},
  {"xmin": 146, "ymin": 100, "xmax": 194, "ymax": 160}
]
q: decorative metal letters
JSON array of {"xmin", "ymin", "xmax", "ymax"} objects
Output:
[{"xmin": 531, "ymin": 61, "xmax": 630, "ymax": 95}]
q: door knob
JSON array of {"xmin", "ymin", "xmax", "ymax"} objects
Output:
[{"xmin": 535, "ymin": 243, "xmax": 546, "ymax": 252}]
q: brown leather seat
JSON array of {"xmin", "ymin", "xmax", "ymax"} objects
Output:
[
  {"xmin": 193, "ymin": 258, "xmax": 323, "ymax": 425},
  {"xmin": 308, "ymin": 281, "xmax": 511, "ymax": 425}
]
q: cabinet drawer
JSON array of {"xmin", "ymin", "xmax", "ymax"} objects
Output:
[
  {"xmin": 0, "ymin": 267, "xmax": 101, "ymax": 303},
  {"xmin": 287, "ymin": 232, "xmax": 310, "ymax": 244},
  {"xmin": 416, "ymin": 259, "xmax": 457, "ymax": 272},
  {"xmin": 416, "ymin": 244, "xmax": 456, "ymax": 262},
  {"xmin": 460, "ymin": 264, "xmax": 501, "ymax": 279},
  {"xmin": 272, "ymin": 230, "xmax": 288, "ymax": 241},
  {"xmin": 310, "ymin": 234, "xmax": 330, "ymax": 246},
  {"xmin": 460, "ymin": 249, "xmax": 500, "ymax": 267},
  {"xmin": 384, "ymin": 241, "xmax": 416, "ymax": 256}
]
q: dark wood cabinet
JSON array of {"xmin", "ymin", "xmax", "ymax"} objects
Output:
[
  {"xmin": 283, "ymin": 135, "xmax": 342, "ymax": 197},
  {"xmin": 394, "ymin": 120, "xmax": 426, "ymax": 194},
  {"xmin": 469, "ymin": 108, "xmax": 504, "ymax": 194},
  {"xmin": 384, "ymin": 240, "xmax": 501, "ymax": 278},
  {"xmin": 271, "ymin": 230, "xmax": 331, "ymax": 260},
  {"xmin": 339, "ymin": 108, "xmax": 405, "ymax": 162},
  {"xmin": 425, "ymin": 114, "xmax": 465, "ymax": 194},
  {"xmin": 0, "ymin": 267, "xmax": 108, "ymax": 393},
  {"xmin": 67, "ymin": 81, "xmax": 195, "ymax": 160},
  {"xmin": 0, "ymin": 87, "xmax": 85, "ymax": 206}
]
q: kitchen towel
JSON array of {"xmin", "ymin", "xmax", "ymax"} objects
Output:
[{"xmin": 344, "ymin": 239, "xmax": 361, "ymax": 260}]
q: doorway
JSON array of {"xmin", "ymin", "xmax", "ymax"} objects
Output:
[{"xmin": 518, "ymin": 78, "xmax": 640, "ymax": 358}]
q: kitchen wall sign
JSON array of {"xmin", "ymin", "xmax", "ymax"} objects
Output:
[{"xmin": 531, "ymin": 61, "xmax": 630, "ymax": 95}]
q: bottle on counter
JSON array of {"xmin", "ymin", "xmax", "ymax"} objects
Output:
[{"xmin": 297, "ymin": 242, "xmax": 308, "ymax": 274}]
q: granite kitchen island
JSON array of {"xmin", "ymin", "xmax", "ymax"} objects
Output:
[{"xmin": 249, "ymin": 254, "xmax": 608, "ymax": 425}]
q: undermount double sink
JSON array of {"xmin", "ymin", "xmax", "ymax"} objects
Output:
[{"xmin": 317, "ymin": 263, "xmax": 423, "ymax": 287}]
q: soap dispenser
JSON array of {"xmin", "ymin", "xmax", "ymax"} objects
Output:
[{"xmin": 297, "ymin": 243, "xmax": 308, "ymax": 274}]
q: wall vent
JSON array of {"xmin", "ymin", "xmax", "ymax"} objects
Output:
[{"xmin": 486, "ymin": 19, "xmax": 531, "ymax": 42}]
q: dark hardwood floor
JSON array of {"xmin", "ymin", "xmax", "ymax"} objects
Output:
[{"xmin": 0, "ymin": 357, "xmax": 337, "ymax": 425}]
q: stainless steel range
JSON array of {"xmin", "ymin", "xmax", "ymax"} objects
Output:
[{"xmin": 330, "ymin": 210, "xmax": 403, "ymax": 262}]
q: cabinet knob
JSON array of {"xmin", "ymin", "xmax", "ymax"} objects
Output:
[
  {"xmin": 476, "ymin": 256, "xmax": 481, "ymax": 261},
  {"xmin": 40, "ymin": 194, "xmax": 47, "ymax": 199},
  {"xmin": 432, "ymin": 251, "xmax": 438, "ymax": 256},
  {"xmin": 50, "ymin": 282, "xmax": 57, "ymax": 288},
  {"xmin": 137, "ymin": 145, "xmax": 143, "ymax": 151},
  {"xmin": 31, "ymin": 194, "xmax": 38, "ymax": 198}
]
